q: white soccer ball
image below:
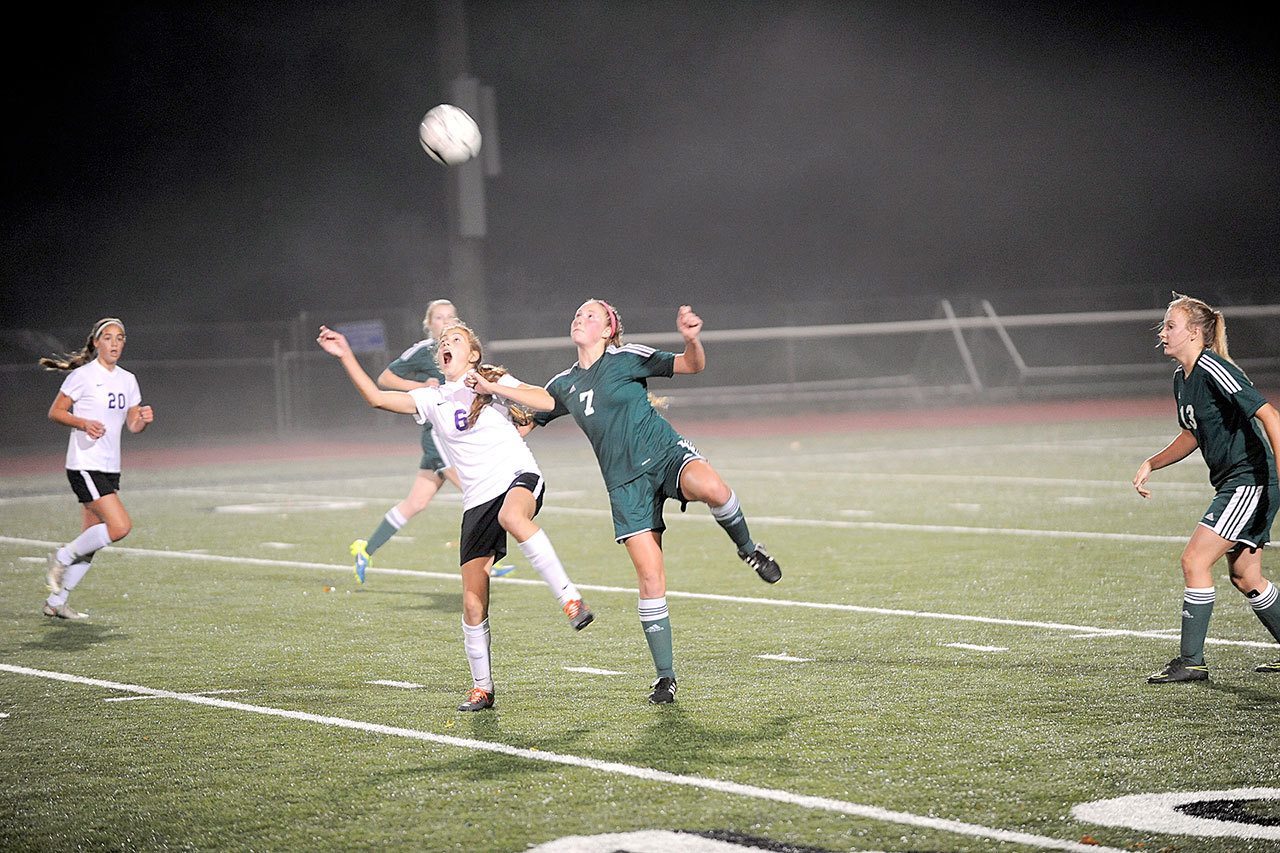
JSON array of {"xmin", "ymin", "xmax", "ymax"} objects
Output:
[{"xmin": 418, "ymin": 104, "xmax": 482, "ymax": 166}]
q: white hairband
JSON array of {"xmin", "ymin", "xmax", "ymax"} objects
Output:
[{"xmin": 92, "ymin": 318, "xmax": 125, "ymax": 339}]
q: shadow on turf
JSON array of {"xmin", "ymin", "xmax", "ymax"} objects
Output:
[
  {"xmin": 1205, "ymin": 679, "xmax": 1280, "ymax": 707},
  {"xmin": 15, "ymin": 622, "xmax": 128, "ymax": 653},
  {"xmin": 355, "ymin": 587, "xmax": 463, "ymax": 613}
]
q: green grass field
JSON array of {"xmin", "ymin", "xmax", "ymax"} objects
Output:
[{"xmin": 2, "ymin": 414, "xmax": 1278, "ymax": 852}]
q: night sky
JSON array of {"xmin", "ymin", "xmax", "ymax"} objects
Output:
[{"xmin": 4, "ymin": 2, "xmax": 1277, "ymax": 335}]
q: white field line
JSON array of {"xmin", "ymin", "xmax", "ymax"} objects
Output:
[
  {"xmin": 945, "ymin": 643, "xmax": 1008, "ymax": 653},
  {"xmin": 367, "ymin": 680, "xmax": 424, "ymax": 689},
  {"xmin": 562, "ymin": 667, "xmax": 626, "ymax": 676},
  {"xmin": 104, "ymin": 688, "xmax": 245, "ymax": 703},
  {"xmin": 2, "ymin": 536, "xmax": 1274, "ymax": 650},
  {"xmin": 0, "ymin": 495, "xmax": 1201, "ymax": 543},
  {"xmin": 0, "ymin": 662, "xmax": 1125, "ymax": 853},
  {"xmin": 717, "ymin": 467, "xmax": 1211, "ymax": 493},
  {"xmin": 755, "ymin": 654, "xmax": 814, "ymax": 663},
  {"xmin": 748, "ymin": 437, "xmax": 1186, "ymax": 464}
]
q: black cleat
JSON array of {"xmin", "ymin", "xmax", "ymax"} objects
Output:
[
  {"xmin": 739, "ymin": 544, "xmax": 781, "ymax": 584},
  {"xmin": 648, "ymin": 677, "xmax": 678, "ymax": 705},
  {"xmin": 457, "ymin": 687, "xmax": 495, "ymax": 711},
  {"xmin": 1148, "ymin": 657, "xmax": 1209, "ymax": 684},
  {"xmin": 1255, "ymin": 658, "xmax": 1280, "ymax": 674}
]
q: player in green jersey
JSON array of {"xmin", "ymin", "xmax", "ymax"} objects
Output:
[
  {"xmin": 467, "ymin": 300, "xmax": 780, "ymax": 705},
  {"xmin": 348, "ymin": 299, "xmax": 464, "ymax": 582},
  {"xmin": 1133, "ymin": 293, "xmax": 1280, "ymax": 683}
]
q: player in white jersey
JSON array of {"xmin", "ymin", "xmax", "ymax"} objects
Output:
[
  {"xmin": 318, "ymin": 320, "xmax": 593, "ymax": 712},
  {"xmin": 39, "ymin": 318, "xmax": 154, "ymax": 620}
]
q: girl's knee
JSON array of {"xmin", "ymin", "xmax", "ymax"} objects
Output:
[{"xmin": 109, "ymin": 522, "xmax": 131, "ymax": 542}]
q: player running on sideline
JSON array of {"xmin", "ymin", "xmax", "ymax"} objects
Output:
[
  {"xmin": 1134, "ymin": 293, "xmax": 1280, "ymax": 682},
  {"xmin": 467, "ymin": 301, "xmax": 780, "ymax": 706},
  {"xmin": 319, "ymin": 321, "xmax": 593, "ymax": 712},
  {"xmin": 348, "ymin": 299, "xmax": 464, "ymax": 583},
  {"xmin": 40, "ymin": 318, "xmax": 154, "ymax": 620}
]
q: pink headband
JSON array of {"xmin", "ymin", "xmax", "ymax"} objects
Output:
[{"xmin": 598, "ymin": 301, "xmax": 618, "ymax": 338}]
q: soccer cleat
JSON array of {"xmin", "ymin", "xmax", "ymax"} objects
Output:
[
  {"xmin": 648, "ymin": 676, "xmax": 678, "ymax": 705},
  {"xmin": 1255, "ymin": 658, "xmax": 1280, "ymax": 674},
  {"xmin": 562, "ymin": 598, "xmax": 594, "ymax": 631},
  {"xmin": 349, "ymin": 539, "xmax": 370, "ymax": 584},
  {"xmin": 739, "ymin": 544, "xmax": 782, "ymax": 584},
  {"xmin": 42, "ymin": 602, "xmax": 89, "ymax": 621},
  {"xmin": 1148, "ymin": 657, "xmax": 1209, "ymax": 684},
  {"xmin": 490, "ymin": 562, "xmax": 516, "ymax": 578},
  {"xmin": 457, "ymin": 687, "xmax": 495, "ymax": 712},
  {"xmin": 46, "ymin": 552, "xmax": 69, "ymax": 594}
]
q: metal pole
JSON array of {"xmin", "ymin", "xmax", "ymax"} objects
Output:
[
  {"xmin": 941, "ymin": 299, "xmax": 983, "ymax": 391},
  {"xmin": 435, "ymin": 0, "xmax": 489, "ymax": 334},
  {"xmin": 980, "ymin": 299, "xmax": 1028, "ymax": 380}
]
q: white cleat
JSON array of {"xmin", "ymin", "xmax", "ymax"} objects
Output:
[{"xmin": 42, "ymin": 603, "xmax": 89, "ymax": 621}]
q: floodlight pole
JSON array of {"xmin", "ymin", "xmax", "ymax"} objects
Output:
[{"xmin": 436, "ymin": 0, "xmax": 490, "ymax": 334}]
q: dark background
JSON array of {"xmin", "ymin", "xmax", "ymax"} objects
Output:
[{"xmin": 3, "ymin": 1, "xmax": 1277, "ymax": 337}]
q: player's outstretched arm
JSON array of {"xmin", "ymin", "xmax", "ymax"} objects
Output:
[
  {"xmin": 465, "ymin": 370, "xmax": 556, "ymax": 412},
  {"xmin": 673, "ymin": 304, "xmax": 705, "ymax": 375},
  {"xmin": 318, "ymin": 326, "xmax": 418, "ymax": 415}
]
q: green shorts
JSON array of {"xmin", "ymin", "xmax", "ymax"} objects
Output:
[
  {"xmin": 608, "ymin": 441, "xmax": 704, "ymax": 542},
  {"xmin": 418, "ymin": 425, "xmax": 449, "ymax": 474},
  {"xmin": 1200, "ymin": 482, "xmax": 1278, "ymax": 549}
]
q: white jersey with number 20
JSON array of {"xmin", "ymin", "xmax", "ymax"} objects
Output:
[{"xmin": 59, "ymin": 359, "xmax": 142, "ymax": 473}]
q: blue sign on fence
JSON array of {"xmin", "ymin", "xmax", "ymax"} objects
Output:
[{"xmin": 334, "ymin": 320, "xmax": 388, "ymax": 354}]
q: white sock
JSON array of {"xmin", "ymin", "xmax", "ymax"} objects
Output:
[
  {"xmin": 517, "ymin": 529, "xmax": 579, "ymax": 605},
  {"xmin": 1249, "ymin": 580, "xmax": 1277, "ymax": 610},
  {"xmin": 462, "ymin": 618, "xmax": 493, "ymax": 692},
  {"xmin": 61, "ymin": 524, "xmax": 112, "ymax": 564},
  {"xmin": 46, "ymin": 558, "xmax": 93, "ymax": 607},
  {"xmin": 638, "ymin": 596, "xmax": 669, "ymax": 622}
]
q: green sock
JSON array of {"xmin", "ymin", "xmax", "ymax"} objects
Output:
[
  {"xmin": 1180, "ymin": 586, "xmax": 1215, "ymax": 665},
  {"xmin": 1247, "ymin": 581, "xmax": 1280, "ymax": 643},
  {"xmin": 366, "ymin": 507, "xmax": 406, "ymax": 555},
  {"xmin": 710, "ymin": 491, "xmax": 754, "ymax": 553},
  {"xmin": 639, "ymin": 597, "xmax": 675, "ymax": 679}
]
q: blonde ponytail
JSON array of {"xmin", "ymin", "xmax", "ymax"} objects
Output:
[{"xmin": 1167, "ymin": 293, "xmax": 1233, "ymax": 364}]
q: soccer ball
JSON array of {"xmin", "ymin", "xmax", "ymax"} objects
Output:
[{"xmin": 418, "ymin": 104, "xmax": 482, "ymax": 166}]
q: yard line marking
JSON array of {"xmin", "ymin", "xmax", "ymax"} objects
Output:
[
  {"xmin": 0, "ymin": 662, "xmax": 1125, "ymax": 853},
  {"xmin": 719, "ymin": 467, "xmax": 1210, "ymax": 493},
  {"xmin": 367, "ymin": 680, "xmax": 424, "ymax": 689},
  {"xmin": 755, "ymin": 654, "xmax": 814, "ymax": 663},
  {"xmin": 945, "ymin": 643, "xmax": 1008, "ymax": 653},
  {"xmin": 562, "ymin": 667, "xmax": 626, "ymax": 676},
  {"xmin": 2, "ymin": 536, "xmax": 1275, "ymax": 650},
  {"xmin": 104, "ymin": 688, "xmax": 245, "ymax": 703}
]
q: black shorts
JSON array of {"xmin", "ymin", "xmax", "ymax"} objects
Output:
[
  {"xmin": 67, "ymin": 469, "xmax": 121, "ymax": 504},
  {"xmin": 458, "ymin": 472, "xmax": 544, "ymax": 565}
]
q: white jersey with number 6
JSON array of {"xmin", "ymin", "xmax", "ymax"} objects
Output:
[
  {"xmin": 409, "ymin": 375, "xmax": 540, "ymax": 510},
  {"xmin": 59, "ymin": 360, "xmax": 142, "ymax": 473}
]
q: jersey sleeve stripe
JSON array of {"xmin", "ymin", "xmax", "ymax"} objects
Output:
[
  {"xmin": 544, "ymin": 366, "xmax": 574, "ymax": 389},
  {"xmin": 1199, "ymin": 353, "xmax": 1243, "ymax": 393},
  {"xmin": 614, "ymin": 343, "xmax": 657, "ymax": 357}
]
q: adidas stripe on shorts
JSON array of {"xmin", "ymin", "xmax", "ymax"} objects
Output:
[{"xmin": 1199, "ymin": 482, "xmax": 1278, "ymax": 549}]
